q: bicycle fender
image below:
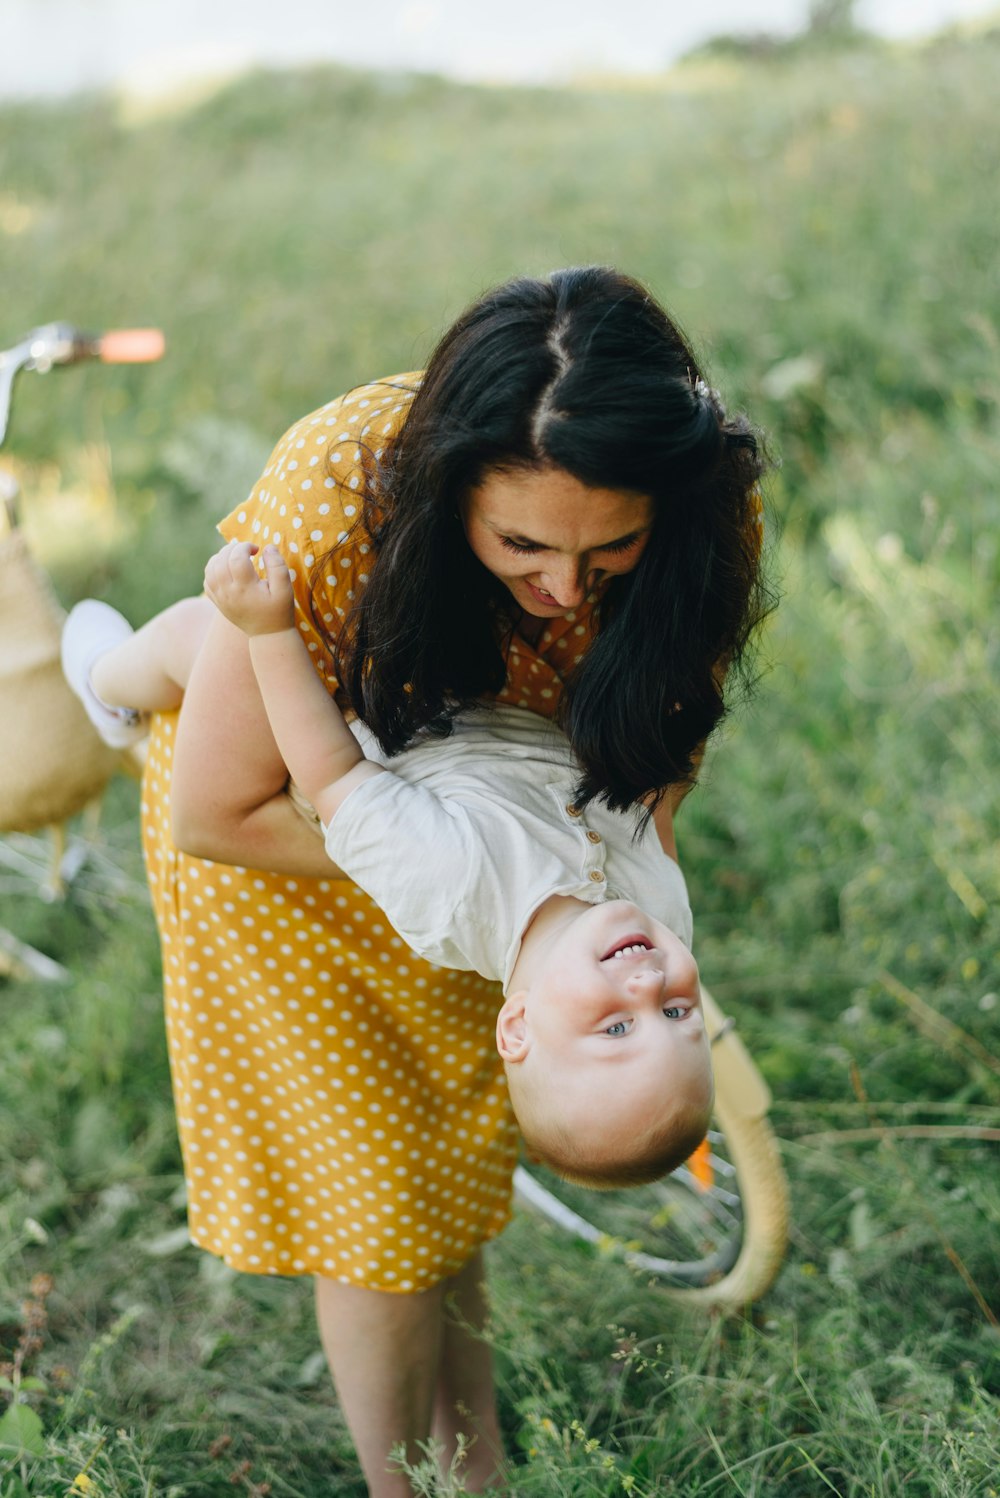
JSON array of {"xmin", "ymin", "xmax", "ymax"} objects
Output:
[{"xmin": 700, "ymin": 986, "xmax": 772, "ymax": 1120}]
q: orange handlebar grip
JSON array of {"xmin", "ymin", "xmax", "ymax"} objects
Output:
[{"xmin": 98, "ymin": 329, "xmax": 166, "ymax": 364}]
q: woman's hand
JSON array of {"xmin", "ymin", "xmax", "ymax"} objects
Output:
[{"xmin": 203, "ymin": 541, "xmax": 296, "ymax": 638}]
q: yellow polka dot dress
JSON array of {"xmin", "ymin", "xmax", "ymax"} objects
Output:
[{"xmin": 140, "ymin": 376, "xmax": 597, "ymax": 1291}]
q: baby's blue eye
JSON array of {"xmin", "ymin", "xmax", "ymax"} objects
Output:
[
  {"xmin": 663, "ymin": 1005, "xmax": 687, "ymax": 1020},
  {"xmin": 605, "ymin": 1020, "xmax": 630, "ymax": 1037}
]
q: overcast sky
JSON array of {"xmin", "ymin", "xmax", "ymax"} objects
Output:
[{"xmin": 2, "ymin": 0, "xmax": 997, "ymax": 97}]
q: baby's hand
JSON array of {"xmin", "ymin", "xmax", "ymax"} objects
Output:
[{"xmin": 204, "ymin": 541, "xmax": 295, "ymax": 637}]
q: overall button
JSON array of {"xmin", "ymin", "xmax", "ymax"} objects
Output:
[
  {"xmin": 586, "ymin": 829, "xmax": 602, "ymax": 844},
  {"xmin": 588, "ymin": 869, "xmax": 605, "ymax": 883},
  {"xmin": 565, "ymin": 804, "xmax": 582, "ymax": 818}
]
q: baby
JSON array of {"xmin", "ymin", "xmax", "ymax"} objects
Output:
[{"xmin": 62, "ymin": 541, "xmax": 713, "ymax": 1187}]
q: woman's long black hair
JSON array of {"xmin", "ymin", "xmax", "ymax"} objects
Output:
[{"xmin": 324, "ymin": 266, "xmax": 773, "ymax": 814}]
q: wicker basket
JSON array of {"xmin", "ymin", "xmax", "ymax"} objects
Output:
[{"xmin": 0, "ymin": 526, "xmax": 119, "ymax": 833}]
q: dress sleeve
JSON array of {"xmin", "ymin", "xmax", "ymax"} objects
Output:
[{"xmin": 217, "ymin": 374, "xmax": 421, "ymax": 696}]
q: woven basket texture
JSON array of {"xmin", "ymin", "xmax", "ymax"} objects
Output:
[{"xmin": 0, "ymin": 528, "xmax": 118, "ymax": 832}]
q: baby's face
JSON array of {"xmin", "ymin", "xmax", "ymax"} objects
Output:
[{"xmin": 498, "ymin": 900, "xmax": 712, "ymax": 1137}]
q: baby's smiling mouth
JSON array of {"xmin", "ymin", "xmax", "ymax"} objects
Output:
[{"xmin": 601, "ymin": 936, "xmax": 653, "ymax": 962}]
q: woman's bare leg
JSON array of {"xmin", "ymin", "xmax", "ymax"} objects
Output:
[
  {"xmin": 91, "ymin": 595, "xmax": 214, "ymax": 710},
  {"xmin": 314, "ymin": 1276, "xmax": 445, "ymax": 1498},
  {"xmin": 433, "ymin": 1251, "xmax": 505, "ymax": 1490},
  {"xmin": 315, "ymin": 1259, "xmax": 504, "ymax": 1496}
]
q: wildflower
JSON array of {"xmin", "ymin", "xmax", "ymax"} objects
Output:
[{"xmin": 21, "ymin": 1299, "xmax": 47, "ymax": 1332}]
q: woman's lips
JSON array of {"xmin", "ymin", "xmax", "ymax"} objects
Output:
[{"xmin": 523, "ymin": 579, "xmax": 563, "ymax": 609}]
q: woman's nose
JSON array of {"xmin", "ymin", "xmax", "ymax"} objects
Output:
[{"xmin": 537, "ymin": 557, "xmax": 589, "ymax": 606}]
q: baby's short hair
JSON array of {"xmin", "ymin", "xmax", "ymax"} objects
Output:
[{"xmin": 513, "ymin": 1085, "xmax": 712, "ymax": 1190}]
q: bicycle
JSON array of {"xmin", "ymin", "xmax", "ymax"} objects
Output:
[
  {"xmin": 0, "ymin": 322, "xmax": 789, "ymax": 1306},
  {"xmin": 0, "ymin": 322, "xmax": 163, "ymax": 968}
]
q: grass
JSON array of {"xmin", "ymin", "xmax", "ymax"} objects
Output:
[{"xmin": 1, "ymin": 21, "xmax": 998, "ymax": 1496}]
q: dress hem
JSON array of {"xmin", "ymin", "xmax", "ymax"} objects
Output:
[{"xmin": 187, "ymin": 1208, "xmax": 514, "ymax": 1292}]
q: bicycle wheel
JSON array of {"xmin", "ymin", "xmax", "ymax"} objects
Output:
[{"xmin": 513, "ymin": 986, "xmax": 789, "ymax": 1310}]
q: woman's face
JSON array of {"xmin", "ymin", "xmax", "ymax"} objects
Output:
[{"xmin": 462, "ymin": 466, "xmax": 654, "ymax": 617}]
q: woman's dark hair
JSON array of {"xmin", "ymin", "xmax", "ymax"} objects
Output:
[{"xmin": 326, "ymin": 265, "xmax": 773, "ymax": 814}]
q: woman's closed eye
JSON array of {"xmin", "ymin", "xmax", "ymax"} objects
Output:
[
  {"xmin": 499, "ymin": 533, "xmax": 645, "ymax": 557},
  {"xmin": 595, "ymin": 534, "xmax": 645, "ymax": 556}
]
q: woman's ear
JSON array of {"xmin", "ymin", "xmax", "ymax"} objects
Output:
[{"xmin": 496, "ymin": 993, "xmax": 529, "ymax": 1063}]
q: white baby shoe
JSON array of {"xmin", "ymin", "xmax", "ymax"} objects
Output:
[{"xmin": 61, "ymin": 600, "xmax": 148, "ymax": 749}]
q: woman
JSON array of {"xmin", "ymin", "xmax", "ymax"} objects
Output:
[{"xmin": 145, "ymin": 266, "xmax": 769, "ymax": 1495}]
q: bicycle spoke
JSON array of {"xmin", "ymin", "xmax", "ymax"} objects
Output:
[{"xmin": 0, "ymin": 831, "xmax": 147, "ymax": 907}]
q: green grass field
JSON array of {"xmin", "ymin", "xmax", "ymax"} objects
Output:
[{"xmin": 1, "ymin": 22, "xmax": 997, "ymax": 1495}]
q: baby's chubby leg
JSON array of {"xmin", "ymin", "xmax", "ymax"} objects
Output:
[
  {"xmin": 63, "ymin": 592, "xmax": 214, "ymax": 749},
  {"xmin": 91, "ymin": 595, "xmax": 214, "ymax": 710}
]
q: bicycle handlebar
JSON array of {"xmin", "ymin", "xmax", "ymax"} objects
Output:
[
  {"xmin": 0, "ymin": 322, "xmax": 165, "ymax": 448},
  {"xmin": 97, "ymin": 328, "xmax": 166, "ymax": 364}
]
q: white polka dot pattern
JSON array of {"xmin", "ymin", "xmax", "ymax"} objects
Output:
[{"xmin": 141, "ymin": 376, "xmax": 598, "ymax": 1292}]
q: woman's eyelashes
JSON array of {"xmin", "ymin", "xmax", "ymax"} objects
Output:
[
  {"xmin": 599, "ymin": 535, "xmax": 645, "ymax": 556},
  {"xmin": 499, "ymin": 537, "xmax": 541, "ymax": 555},
  {"xmin": 498, "ymin": 534, "xmax": 643, "ymax": 557}
]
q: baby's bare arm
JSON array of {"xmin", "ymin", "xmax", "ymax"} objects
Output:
[{"xmin": 203, "ymin": 542, "xmax": 385, "ymax": 823}]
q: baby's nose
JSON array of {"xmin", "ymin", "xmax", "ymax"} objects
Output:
[
  {"xmin": 626, "ymin": 948, "xmax": 699, "ymax": 999},
  {"xmin": 626, "ymin": 965, "xmax": 668, "ymax": 997}
]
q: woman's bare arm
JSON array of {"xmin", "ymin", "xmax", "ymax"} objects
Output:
[
  {"xmin": 170, "ymin": 608, "xmax": 346, "ymax": 878},
  {"xmin": 650, "ymin": 795, "xmax": 678, "ymax": 861},
  {"xmin": 650, "ymin": 738, "xmax": 708, "ymax": 860}
]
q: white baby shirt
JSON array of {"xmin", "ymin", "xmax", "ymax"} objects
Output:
[{"xmin": 325, "ymin": 704, "xmax": 693, "ymax": 991}]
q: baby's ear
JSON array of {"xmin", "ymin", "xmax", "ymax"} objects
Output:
[{"xmin": 496, "ymin": 993, "xmax": 529, "ymax": 1063}]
